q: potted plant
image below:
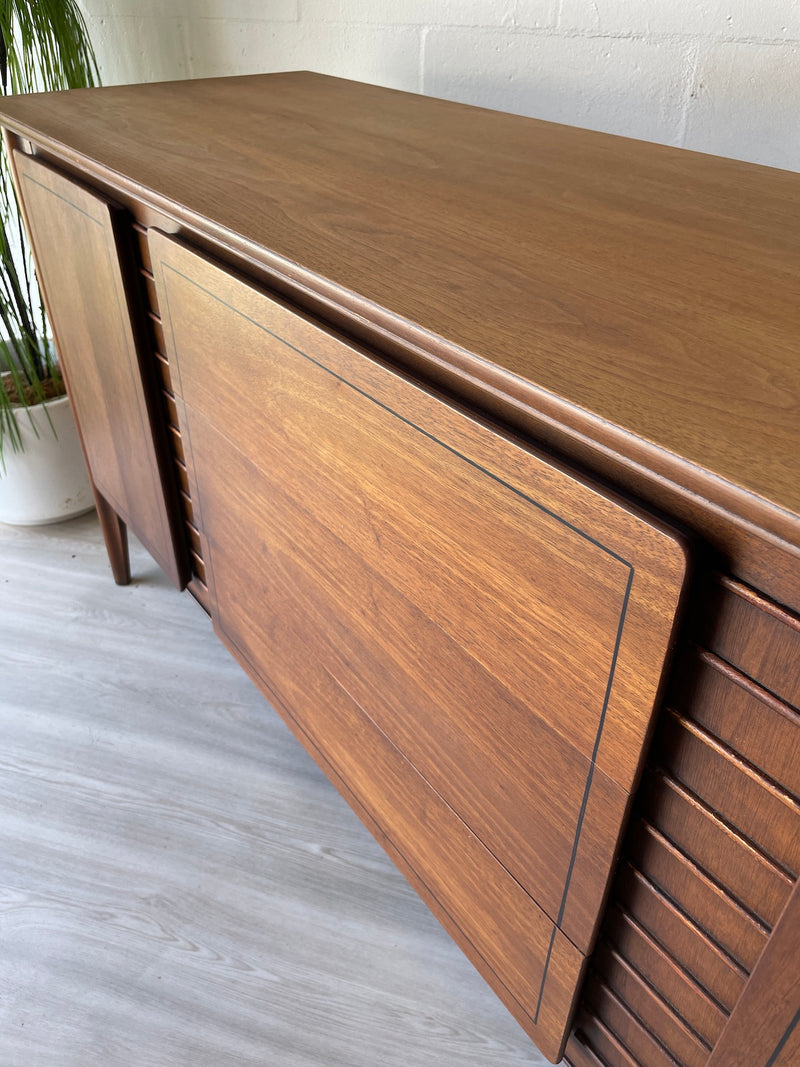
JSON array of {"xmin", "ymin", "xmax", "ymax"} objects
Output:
[{"xmin": 0, "ymin": 0, "xmax": 99, "ymax": 524}]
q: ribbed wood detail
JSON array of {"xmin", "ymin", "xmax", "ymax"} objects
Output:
[
  {"xmin": 567, "ymin": 1024, "xmax": 633, "ymax": 1067},
  {"xmin": 614, "ymin": 863, "xmax": 747, "ymax": 1013},
  {"xmin": 131, "ymin": 221, "xmax": 208, "ymax": 607},
  {"xmin": 566, "ymin": 576, "xmax": 800, "ymax": 1065},
  {"xmin": 627, "ymin": 820, "xmax": 768, "ymax": 971},
  {"xmin": 583, "ymin": 976, "xmax": 689, "ymax": 1066},
  {"xmin": 702, "ymin": 577, "xmax": 800, "ymax": 711},
  {"xmin": 603, "ymin": 906, "xmax": 727, "ymax": 1046}
]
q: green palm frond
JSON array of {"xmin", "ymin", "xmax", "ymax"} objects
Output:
[
  {"xmin": 0, "ymin": 0, "xmax": 99, "ymax": 463},
  {"xmin": 0, "ymin": 0, "xmax": 98, "ymax": 95}
]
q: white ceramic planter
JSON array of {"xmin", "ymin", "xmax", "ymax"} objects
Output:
[{"xmin": 0, "ymin": 394, "xmax": 94, "ymax": 525}]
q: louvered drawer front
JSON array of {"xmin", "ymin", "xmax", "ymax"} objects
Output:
[
  {"xmin": 132, "ymin": 222, "xmax": 211, "ymax": 610},
  {"xmin": 566, "ymin": 579, "xmax": 800, "ymax": 1067}
]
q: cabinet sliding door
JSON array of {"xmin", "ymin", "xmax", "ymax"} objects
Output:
[{"xmin": 11, "ymin": 150, "xmax": 185, "ymax": 587}]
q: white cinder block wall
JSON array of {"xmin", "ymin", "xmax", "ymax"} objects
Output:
[{"xmin": 78, "ymin": 0, "xmax": 800, "ymax": 172}]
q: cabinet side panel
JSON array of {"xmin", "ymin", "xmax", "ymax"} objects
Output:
[
  {"xmin": 11, "ymin": 150, "xmax": 186, "ymax": 587},
  {"xmin": 707, "ymin": 879, "xmax": 800, "ymax": 1067}
]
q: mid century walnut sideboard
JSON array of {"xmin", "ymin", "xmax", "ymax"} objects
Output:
[{"xmin": 1, "ymin": 73, "xmax": 798, "ymax": 1066}]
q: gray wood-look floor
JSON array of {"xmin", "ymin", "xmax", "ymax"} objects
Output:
[{"xmin": 0, "ymin": 513, "xmax": 549, "ymax": 1067}]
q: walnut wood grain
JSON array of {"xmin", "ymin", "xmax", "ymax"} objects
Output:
[
  {"xmin": 701, "ymin": 577, "xmax": 800, "ymax": 711},
  {"xmin": 769, "ymin": 1024, "xmax": 800, "ymax": 1067},
  {"xmin": 674, "ymin": 648, "xmax": 800, "ymax": 799},
  {"xmin": 583, "ymin": 975, "xmax": 697, "ymax": 1067},
  {"xmin": 161, "ymin": 388, "xmax": 180, "ymax": 430},
  {"xmin": 614, "ymin": 863, "xmax": 747, "ymax": 1013},
  {"xmin": 590, "ymin": 944, "xmax": 710, "ymax": 1067},
  {"xmin": 93, "ymin": 488, "xmax": 130, "ymax": 585},
  {"xmin": 567, "ymin": 1019, "xmax": 639, "ymax": 1067},
  {"xmin": 656, "ymin": 709, "xmax": 800, "ymax": 877},
  {"xmin": 151, "ymin": 230, "xmax": 688, "ymax": 1060},
  {"xmin": 9, "ymin": 151, "xmax": 186, "ymax": 588},
  {"xmin": 170, "ymin": 392, "xmax": 216, "ymax": 613},
  {"xmin": 219, "ymin": 610, "xmax": 586, "ymax": 1065},
  {"xmin": 641, "ymin": 771, "xmax": 793, "ymax": 928},
  {"xmin": 603, "ymin": 905, "xmax": 728, "ymax": 1047},
  {"xmin": 707, "ymin": 879, "xmax": 800, "ymax": 1067},
  {"xmin": 627, "ymin": 818, "xmax": 769, "ymax": 974},
  {"xmin": 0, "ymin": 73, "xmax": 796, "ymax": 606}
]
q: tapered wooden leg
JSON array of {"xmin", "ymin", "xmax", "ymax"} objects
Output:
[{"xmin": 94, "ymin": 489, "xmax": 130, "ymax": 585}]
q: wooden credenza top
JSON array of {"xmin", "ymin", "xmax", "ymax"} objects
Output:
[{"xmin": 0, "ymin": 71, "xmax": 798, "ymax": 546}]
